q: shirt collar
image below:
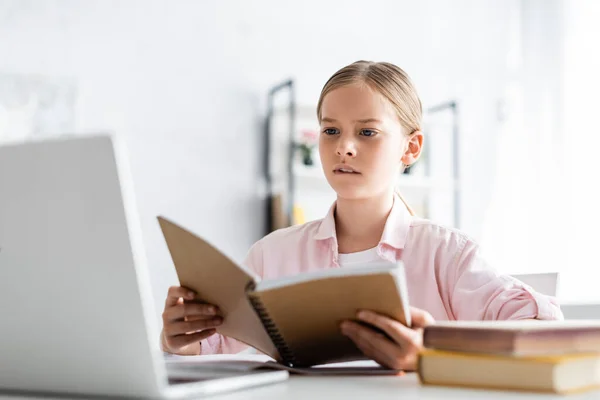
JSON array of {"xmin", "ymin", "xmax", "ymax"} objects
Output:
[
  {"xmin": 314, "ymin": 194, "xmax": 413, "ymax": 250},
  {"xmin": 314, "ymin": 202, "xmax": 337, "ymax": 241}
]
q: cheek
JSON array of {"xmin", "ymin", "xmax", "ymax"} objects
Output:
[
  {"xmin": 318, "ymin": 138, "xmax": 331, "ymax": 159},
  {"xmin": 369, "ymin": 142, "xmax": 400, "ymax": 168},
  {"xmin": 366, "ymin": 143, "xmax": 402, "ymax": 183}
]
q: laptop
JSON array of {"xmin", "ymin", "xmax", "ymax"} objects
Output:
[{"xmin": 0, "ymin": 134, "xmax": 289, "ymax": 398}]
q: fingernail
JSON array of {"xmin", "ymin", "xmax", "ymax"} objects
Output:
[
  {"xmin": 187, "ymin": 291, "xmax": 195, "ymax": 299},
  {"xmin": 341, "ymin": 321, "xmax": 352, "ymax": 332},
  {"xmin": 357, "ymin": 311, "xmax": 368, "ymax": 320},
  {"xmin": 213, "ymin": 317, "xmax": 223, "ymax": 325},
  {"xmin": 208, "ymin": 306, "xmax": 216, "ymax": 315}
]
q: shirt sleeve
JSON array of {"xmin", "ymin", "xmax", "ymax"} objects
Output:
[
  {"xmin": 199, "ymin": 240, "xmax": 265, "ymax": 355},
  {"xmin": 450, "ymin": 238, "xmax": 564, "ymax": 321}
]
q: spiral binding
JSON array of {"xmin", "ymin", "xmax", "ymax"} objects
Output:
[{"xmin": 247, "ymin": 291, "xmax": 297, "ymax": 367}]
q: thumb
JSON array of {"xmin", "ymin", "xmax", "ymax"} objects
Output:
[{"xmin": 410, "ymin": 306, "xmax": 435, "ymax": 328}]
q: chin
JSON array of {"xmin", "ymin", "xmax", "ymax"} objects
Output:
[
  {"xmin": 327, "ymin": 179, "xmax": 394, "ymax": 201},
  {"xmin": 329, "ymin": 184, "xmax": 372, "ymax": 200}
]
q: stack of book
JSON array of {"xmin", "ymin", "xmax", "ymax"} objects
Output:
[{"xmin": 418, "ymin": 320, "xmax": 600, "ymax": 394}]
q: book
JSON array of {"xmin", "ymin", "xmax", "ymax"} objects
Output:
[
  {"xmin": 164, "ymin": 354, "xmax": 404, "ymax": 377},
  {"xmin": 418, "ymin": 350, "xmax": 600, "ymax": 394},
  {"xmin": 157, "ymin": 216, "xmax": 412, "ymax": 368},
  {"xmin": 423, "ymin": 320, "xmax": 600, "ymax": 356}
]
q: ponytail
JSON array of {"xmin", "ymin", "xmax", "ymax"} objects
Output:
[
  {"xmin": 395, "ymin": 189, "xmax": 416, "ymax": 216},
  {"xmin": 397, "ymin": 164, "xmax": 416, "ymax": 216}
]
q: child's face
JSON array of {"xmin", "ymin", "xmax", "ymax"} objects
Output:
[{"xmin": 319, "ymin": 83, "xmax": 410, "ymax": 200}]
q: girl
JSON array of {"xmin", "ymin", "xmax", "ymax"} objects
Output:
[{"xmin": 160, "ymin": 61, "xmax": 563, "ymax": 370}]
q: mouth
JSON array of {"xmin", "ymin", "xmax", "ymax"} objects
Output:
[{"xmin": 333, "ymin": 165, "xmax": 361, "ymax": 175}]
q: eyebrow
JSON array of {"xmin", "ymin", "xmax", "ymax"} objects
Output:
[
  {"xmin": 356, "ymin": 118, "xmax": 383, "ymax": 124},
  {"xmin": 320, "ymin": 117, "xmax": 383, "ymax": 124}
]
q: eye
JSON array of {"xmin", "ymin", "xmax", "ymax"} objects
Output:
[
  {"xmin": 360, "ymin": 129, "xmax": 377, "ymax": 137},
  {"xmin": 322, "ymin": 128, "xmax": 339, "ymax": 136}
]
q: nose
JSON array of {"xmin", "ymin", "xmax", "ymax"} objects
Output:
[{"xmin": 336, "ymin": 138, "xmax": 357, "ymax": 158}]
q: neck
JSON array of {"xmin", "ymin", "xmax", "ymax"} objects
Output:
[{"xmin": 335, "ymin": 190, "xmax": 394, "ymax": 254}]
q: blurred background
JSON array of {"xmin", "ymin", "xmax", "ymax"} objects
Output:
[{"xmin": 1, "ymin": 0, "xmax": 598, "ymax": 319}]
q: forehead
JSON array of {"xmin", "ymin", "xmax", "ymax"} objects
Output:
[{"xmin": 320, "ymin": 83, "xmax": 398, "ymax": 122}]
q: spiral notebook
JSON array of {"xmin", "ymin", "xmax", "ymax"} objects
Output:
[{"xmin": 158, "ymin": 216, "xmax": 411, "ymax": 368}]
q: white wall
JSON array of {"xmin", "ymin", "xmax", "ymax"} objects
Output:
[
  {"xmin": 0, "ymin": 0, "xmax": 520, "ymax": 323},
  {"xmin": 562, "ymin": 0, "xmax": 600, "ymax": 303},
  {"xmin": 479, "ymin": 0, "xmax": 566, "ymax": 275},
  {"xmin": 475, "ymin": 0, "xmax": 600, "ymax": 304}
]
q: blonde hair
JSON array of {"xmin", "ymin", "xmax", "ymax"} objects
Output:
[{"xmin": 316, "ymin": 60, "xmax": 423, "ymax": 216}]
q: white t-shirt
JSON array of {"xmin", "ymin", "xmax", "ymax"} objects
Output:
[{"xmin": 338, "ymin": 247, "xmax": 381, "ymax": 268}]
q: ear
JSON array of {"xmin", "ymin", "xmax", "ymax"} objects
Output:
[{"xmin": 400, "ymin": 130, "xmax": 424, "ymax": 166}]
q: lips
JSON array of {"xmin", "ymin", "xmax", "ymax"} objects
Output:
[{"xmin": 333, "ymin": 164, "xmax": 360, "ymax": 174}]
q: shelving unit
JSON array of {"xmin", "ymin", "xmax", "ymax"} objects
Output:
[{"xmin": 264, "ymin": 79, "xmax": 461, "ymax": 234}]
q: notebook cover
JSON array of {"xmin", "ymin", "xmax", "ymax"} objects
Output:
[
  {"xmin": 157, "ymin": 216, "xmax": 277, "ymax": 358},
  {"xmin": 249, "ymin": 271, "xmax": 410, "ymax": 367}
]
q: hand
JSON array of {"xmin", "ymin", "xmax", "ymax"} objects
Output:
[
  {"xmin": 340, "ymin": 306, "xmax": 434, "ymax": 370},
  {"xmin": 161, "ymin": 286, "xmax": 222, "ymax": 355}
]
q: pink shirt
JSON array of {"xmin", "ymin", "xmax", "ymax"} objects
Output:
[{"xmin": 200, "ymin": 195, "xmax": 563, "ymax": 354}]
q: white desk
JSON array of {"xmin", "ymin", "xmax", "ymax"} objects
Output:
[
  {"xmin": 2, "ymin": 374, "xmax": 596, "ymax": 400},
  {"xmin": 213, "ymin": 374, "xmax": 600, "ymax": 400},
  {"xmin": 214, "ymin": 374, "xmax": 598, "ymax": 400}
]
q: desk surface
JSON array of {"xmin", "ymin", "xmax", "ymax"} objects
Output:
[
  {"xmin": 1, "ymin": 374, "xmax": 596, "ymax": 400},
  {"xmin": 215, "ymin": 374, "xmax": 598, "ymax": 400}
]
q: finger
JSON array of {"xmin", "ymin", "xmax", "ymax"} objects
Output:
[
  {"xmin": 164, "ymin": 317, "xmax": 223, "ymax": 337},
  {"xmin": 184, "ymin": 314, "xmax": 220, "ymax": 322},
  {"xmin": 349, "ymin": 334, "xmax": 400, "ymax": 370},
  {"xmin": 167, "ymin": 329, "xmax": 217, "ymax": 350},
  {"xmin": 163, "ymin": 302, "xmax": 219, "ymax": 322},
  {"xmin": 165, "ymin": 286, "xmax": 195, "ymax": 307},
  {"xmin": 344, "ymin": 321, "xmax": 418, "ymax": 370},
  {"xmin": 357, "ymin": 310, "xmax": 421, "ymax": 349},
  {"xmin": 409, "ymin": 307, "xmax": 435, "ymax": 328},
  {"xmin": 341, "ymin": 322, "xmax": 406, "ymax": 370}
]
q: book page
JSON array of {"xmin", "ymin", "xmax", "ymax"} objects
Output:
[
  {"xmin": 164, "ymin": 354, "xmax": 401, "ymax": 376},
  {"xmin": 254, "ymin": 261, "xmax": 399, "ymax": 292}
]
